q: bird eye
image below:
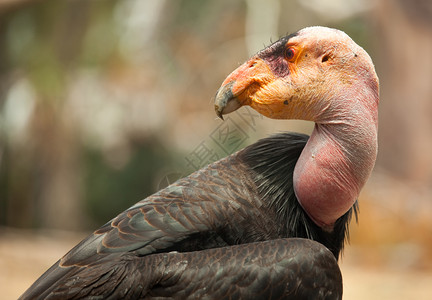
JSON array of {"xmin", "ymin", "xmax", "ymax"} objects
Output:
[{"xmin": 285, "ymin": 47, "xmax": 295, "ymax": 61}]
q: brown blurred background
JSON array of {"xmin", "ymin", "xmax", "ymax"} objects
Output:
[{"xmin": 1, "ymin": 0, "xmax": 431, "ymax": 299}]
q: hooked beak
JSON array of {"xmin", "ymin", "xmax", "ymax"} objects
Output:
[
  {"xmin": 214, "ymin": 57, "xmax": 291, "ymax": 120},
  {"xmin": 214, "ymin": 57, "xmax": 274, "ymax": 120},
  {"xmin": 214, "ymin": 81, "xmax": 240, "ymax": 120}
]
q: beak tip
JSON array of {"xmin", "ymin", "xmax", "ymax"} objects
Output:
[
  {"xmin": 215, "ymin": 105, "xmax": 224, "ymax": 120},
  {"xmin": 214, "ymin": 81, "xmax": 241, "ymax": 120}
]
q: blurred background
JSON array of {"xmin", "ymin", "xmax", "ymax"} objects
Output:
[{"xmin": 1, "ymin": 0, "xmax": 431, "ymax": 298}]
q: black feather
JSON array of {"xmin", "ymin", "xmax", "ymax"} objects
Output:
[
  {"xmin": 20, "ymin": 132, "xmax": 353, "ymax": 299},
  {"xmin": 241, "ymin": 132, "xmax": 358, "ymax": 259}
]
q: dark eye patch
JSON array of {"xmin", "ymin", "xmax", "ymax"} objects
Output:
[{"xmin": 257, "ymin": 33, "xmax": 297, "ymax": 78}]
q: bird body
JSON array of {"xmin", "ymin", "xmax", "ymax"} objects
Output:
[
  {"xmin": 21, "ymin": 133, "xmax": 352, "ymax": 299},
  {"xmin": 21, "ymin": 26, "xmax": 378, "ymax": 299}
]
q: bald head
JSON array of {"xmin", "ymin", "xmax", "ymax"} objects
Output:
[{"xmin": 215, "ymin": 26, "xmax": 378, "ymax": 122}]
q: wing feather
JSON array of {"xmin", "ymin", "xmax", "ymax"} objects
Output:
[{"xmin": 36, "ymin": 238, "xmax": 342, "ymax": 299}]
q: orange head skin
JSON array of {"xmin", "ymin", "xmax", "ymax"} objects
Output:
[
  {"xmin": 215, "ymin": 27, "xmax": 379, "ymax": 230},
  {"xmin": 215, "ymin": 27, "xmax": 378, "ymax": 122}
]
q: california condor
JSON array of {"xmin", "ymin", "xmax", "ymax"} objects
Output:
[{"xmin": 20, "ymin": 26, "xmax": 378, "ymax": 300}]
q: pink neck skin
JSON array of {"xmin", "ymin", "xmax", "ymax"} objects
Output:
[{"xmin": 293, "ymin": 86, "xmax": 378, "ymax": 231}]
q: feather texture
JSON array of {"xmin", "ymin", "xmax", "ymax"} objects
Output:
[{"xmin": 20, "ymin": 133, "xmax": 350, "ymax": 299}]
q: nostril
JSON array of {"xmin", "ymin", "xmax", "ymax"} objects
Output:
[{"xmin": 321, "ymin": 55, "xmax": 330, "ymax": 63}]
